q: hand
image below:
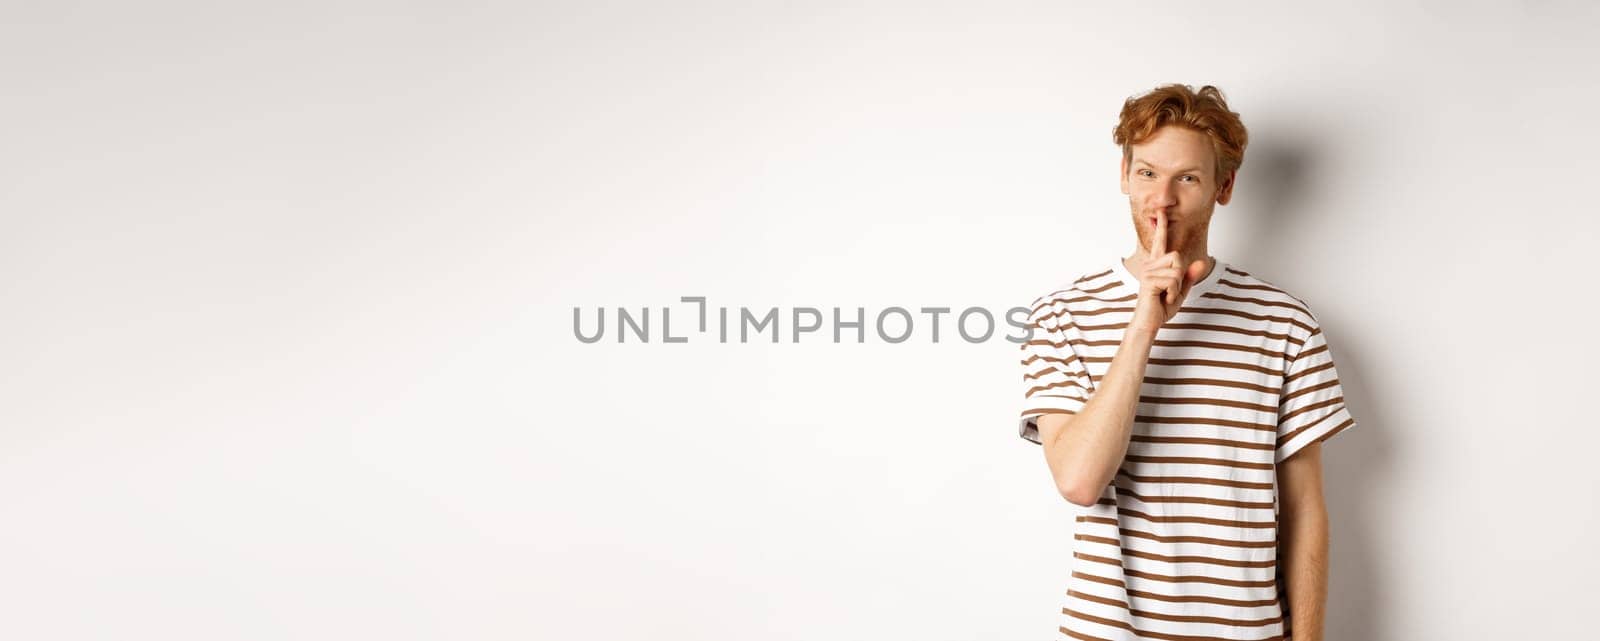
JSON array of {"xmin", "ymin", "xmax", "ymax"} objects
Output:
[{"xmin": 1129, "ymin": 210, "xmax": 1209, "ymax": 337}]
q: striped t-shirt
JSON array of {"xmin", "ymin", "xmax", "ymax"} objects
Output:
[{"xmin": 1017, "ymin": 256, "xmax": 1357, "ymax": 641}]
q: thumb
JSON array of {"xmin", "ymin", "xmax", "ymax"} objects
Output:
[{"xmin": 1182, "ymin": 260, "xmax": 1206, "ymax": 294}]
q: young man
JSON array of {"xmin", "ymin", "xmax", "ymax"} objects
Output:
[{"xmin": 1016, "ymin": 84, "xmax": 1357, "ymax": 641}]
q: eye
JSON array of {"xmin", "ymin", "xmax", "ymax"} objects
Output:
[
  {"xmin": 1180, "ymin": 175, "xmax": 1198, "ymax": 183},
  {"xmin": 1138, "ymin": 169, "xmax": 1153, "ymax": 177}
]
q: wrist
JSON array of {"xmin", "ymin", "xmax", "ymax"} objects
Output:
[
  {"xmin": 1127, "ymin": 305, "xmax": 1162, "ymax": 340},
  {"xmin": 1122, "ymin": 318, "xmax": 1159, "ymax": 346}
]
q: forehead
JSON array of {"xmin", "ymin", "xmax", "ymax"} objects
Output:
[{"xmin": 1130, "ymin": 126, "xmax": 1215, "ymax": 174}]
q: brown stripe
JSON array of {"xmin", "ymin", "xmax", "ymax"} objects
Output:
[
  {"xmin": 1030, "ymin": 281, "xmax": 1128, "ymax": 314},
  {"xmin": 1280, "ymin": 378, "xmax": 1337, "ymax": 403},
  {"xmin": 1069, "ymin": 305, "xmax": 1139, "ymax": 318},
  {"xmin": 1278, "ymin": 416, "xmax": 1356, "ymax": 451},
  {"xmin": 1074, "ymin": 319, "xmax": 1139, "ymax": 332},
  {"xmin": 1079, "ymin": 280, "xmax": 1122, "ymax": 295},
  {"xmin": 1295, "ymin": 339, "xmax": 1328, "ymax": 360},
  {"xmin": 1287, "ymin": 340, "xmax": 1329, "ymax": 363},
  {"xmin": 1063, "ymin": 607, "xmax": 1284, "ymax": 641},
  {"xmin": 1068, "ymin": 316, "xmax": 1292, "ymax": 342},
  {"xmin": 1074, "ymin": 552, "xmax": 1127, "ymax": 568},
  {"xmin": 1021, "ymin": 407, "xmax": 1079, "ymax": 418},
  {"xmin": 1096, "ymin": 502, "xmax": 1277, "ymax": 529},
  {"xmin": 1077, "ymin": 516, "xmax": 1277, "ymax": 548},
  {"xmin": 1123, "ymin": 454, "xmax": 1275, "ymax": 472},
  {"xmin": 1216, "ymin": 277, "xmax": 1282, "ymax": 293},
  {"xmin": 1036, "ymin": 282, "xmax": 1139, "ymax": 305},
  {"xmin": 1218, "ymin": 275, "xmax": 1306, "ymax": 316},
  {"xmin": 1075, "ymin": 308, "xmax": 1308, "ymax": 334},
  {"xmin": 1059, "ymin": 625, "xmax": 1116, "ymax": 641},
  {"xmin": 1027, "ymin": 379, "xmax": 1089, "ymax": 397},
  {"xmin": 1305, "ymin": 417, "xmax": 1356, "ymax": 448},
  {"xmin": 1200, "ymin": 291, "xmax": 1309, "ymax": 315},
  {"xmin": 1023, "ymin": 366, "xmax": 1062, "ymax": 381},
  {"xmin": 1120, "ymin": 547, "xmax": 1276, "ymax": 570},
  {"xmin": 1278, "ymin": 396, "xmax": 1345, "ymax": 430},
  {"xmin": 1129, "ymin": 434, "xmax": 1276, "ymax": 453},
  {"xmin": 1120, "ymin": 567, "xmax": 1277, "ymax": 589},
  {"xmin": 1067, "ymin": 590, "xmax": 1283, "ymax": 626},
  {"xmin": 1284, "ymin": 358, "xmax": 1332, "ymax": 384},
  {"xmin": 1201, "ymin": 306, "xmax": 1312, "ymax": 334},
  {"xmin": 1030, "ymin": 271, "xmax": 1110, "ymax": 304},
  {"xmin": 1152, "ymin": 321, "xmax": 1293, "ymax": 341},
  {"xmin": 1030, "ymin": 294, "xmax": 1079, "ymax": 315},
  {"xmin": 1135, "ymin": 414, "xmax": 1277, "ymax": 432},
  {"xmin": 1073, "ymin": 535, "xmax": 1275, "ymax": 569},
  {"xmin": 1069, "ymin": 571, "xmax": 1280, "ymax": 607},
  {"xmin": 1286, "ymin": 350, "xmax": 1324, "ymax": 374},
  {"xmin": 1029, "ymin": 317, "xmax": 1081, "ymax": 333},
  {"xmin": 1079, "ymin": 268, "xmax": 1114, "ymax": 283},
  {"xmin": 1138, "ymin": 395, "xmax": 1278, "ymax": 414},
  {"xmin": 1038, "ymin": 301, "xmax": 1120, "ymax": 323},
  {"xmin": 1075, "ymin": 534, "xmax": 1125, "ymax": 547},
  {"xmin": 1141, "ymin": 375, "xmax": 1277, "ymax": 395},
  {"xmin": 1075, "ymin": 319, "xmax": 1286, "ymax": 345},
  {"xmin": 1043, "ymin": 334, "xmax": 1107, "ymax": 350},
  {"xmin": 1117, "ymin": 468, "xmax": 1276, "ymax": 489},
  {"xmin": 1151, "ymin": 339, "xmax": 1286, "ymax": 358},
  {"xmin": 1116, "ymin": 484, "xmax": 1275, "ymax": 508},
  {"xmin": 1089, "ymin": 357, "xmax": 1281, "ymax": 377},
  {"xmin": 1080, "ymin": 336, "xmax": 1291, "ymax": 360}
]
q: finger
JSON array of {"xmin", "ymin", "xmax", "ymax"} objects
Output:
[
  {"xmin": 1181, "ymin": 260, "xmax": 1205, "ymax": 297},
  {"xmin": 1143, "ymin": 268, "xmax": 1180, "ymax": 295},
  {"xmin": 1150, "ymin": 209, "xmax": 1167, "ymax": 257},
  {"xmin": 1146, "ymin": 266, "xmax": 1182, "ymax": 282}
]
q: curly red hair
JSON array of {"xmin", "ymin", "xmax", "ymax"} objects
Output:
[{"xmin": 1113, "ymin": 84, "xmax": 1249, "ymax": 184}]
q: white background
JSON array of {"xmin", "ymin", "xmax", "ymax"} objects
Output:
[{"xmin": 4, "ymin": 1, "xmax": 1597, "ymax": 639}]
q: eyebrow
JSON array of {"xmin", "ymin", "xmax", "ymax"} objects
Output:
[{"xmin": 1134, "ymin": 159, "xmax": 1204, "ymax": 174}]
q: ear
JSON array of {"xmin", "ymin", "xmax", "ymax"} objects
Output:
[
  {"xmin": 1215, "ymin": 169, "xmax": 1236, "ymax": 205},
  {"xmin": 1120, "ymin": 155, "xmax": 1130, "ymax": 195}
]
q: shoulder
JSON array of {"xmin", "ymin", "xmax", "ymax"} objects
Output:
[
  {"xmin": 1022, "ymin": 263, "xmax": 1120, "ymax": 328},
  {"xmin": 1215, "ymin": 264, "xmax": 1320, "ymax": 330}
]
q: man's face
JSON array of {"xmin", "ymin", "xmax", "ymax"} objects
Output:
[{"xmin": 1119, "ymin": 125, "xmax": 1235, "ymax": 255}]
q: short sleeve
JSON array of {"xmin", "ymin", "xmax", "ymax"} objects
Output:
[
  {"xmin": 1017, "ymin": 301, "xmax": 1095, "ymax": 445},
  {"xmin": 1276, "ymin": 304, "xmax": 1358, "ymax": 463}
]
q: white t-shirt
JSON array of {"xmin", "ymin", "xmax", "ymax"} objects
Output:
[{"xmin": 1017, "ymin": 256, "xmax": 1357, "ymax": 641}]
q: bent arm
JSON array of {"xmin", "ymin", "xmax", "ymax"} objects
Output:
[{"xmin": 1035, "ymin": 325, "xmax": 1157, "ymax": 506}]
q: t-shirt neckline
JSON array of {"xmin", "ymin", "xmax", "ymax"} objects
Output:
[{"xmin": 1108, "ymin": 253, "xmax": 1228, "ymax": 299}]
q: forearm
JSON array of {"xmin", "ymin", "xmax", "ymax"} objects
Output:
[
  {"xmin": 1279, "ymin": 499, "xmax": 1329, "ymax": 641},
  {"xmin": 1042, "ymin": 326, "xmax": 1156, "ymax": 505}
]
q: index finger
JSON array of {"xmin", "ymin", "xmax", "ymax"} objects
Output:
[{"xmin": 1150, "ymin": 209, "xmax": 1167, "ymax": 257}]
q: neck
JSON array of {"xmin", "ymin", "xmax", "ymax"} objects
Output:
[{"xmin": 1125, "ymin": 245, "xmax": 1215, "ymax": 283}]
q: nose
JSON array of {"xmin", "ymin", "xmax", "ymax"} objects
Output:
[{"xmin": 1149, "ymin": 181, "xmax": 1177, "ymax": 213}]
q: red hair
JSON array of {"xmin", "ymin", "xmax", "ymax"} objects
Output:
[{"xmin": 1112, "ymin": 84, "xmax": 1249, "ymax": 183}]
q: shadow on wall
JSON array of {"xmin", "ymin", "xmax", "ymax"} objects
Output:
[
  {"xmin": 1237, "ymin": 129, "xmax": 1393, "ymax": 641},
  {"xmin": 1230, "ymin": 133, "xmax": 1312, "ymax": 269},
  {"xmin": 1320, "ymin": 333, "xmax": 1391, "ymax": 641}
]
